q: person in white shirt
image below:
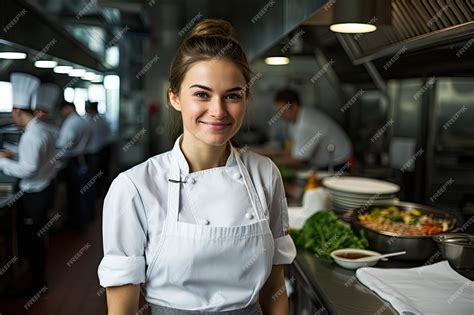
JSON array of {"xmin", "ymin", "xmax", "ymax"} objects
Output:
[
  {"xmin": 273, "ymin": 88, "xmax": 353, "ymax": 170},
  {"xmin": 57, "ymin": 101, "xmax": 94, "ymax": 227},
  {"xmin": 84, "ymin": 101, "xmax": 111, "ymax": 196},
  {"xmin": 57, "ymin": 102, "xmax": 92, "ymax": 158},
  {"xmin": 34, "ymin": 83, "xmax": 61, "ymax": 139},
  {"xmin": 84, "ymin": 101, "xmax": 110, "ymax": 154},
  {"xmin": 98, "ymin": 19, "xmax": 296, "ymax": 315},
  {"xmin": 0, "ymin": 73, "xmax": 57, "ymax": 295}
]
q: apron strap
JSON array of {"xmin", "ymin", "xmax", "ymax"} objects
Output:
[{"xmin": 167, "ymin": 151, "xmax": 181, "ymax": 223}]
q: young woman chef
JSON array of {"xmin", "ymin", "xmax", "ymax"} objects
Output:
[{"xmin": 98, "ymin": 19, "xmax": 297, "ymax": 314}]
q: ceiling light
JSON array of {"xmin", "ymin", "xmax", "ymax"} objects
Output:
[
  {"xmin": 82, "ymin": 72, "xmax": 96, "ymax": 81},
  {"xmin": 329, "ymin": 0, "xmax": 390, "ymax": 34},
  {"xmin": 329, "ymin": 23, "xmax": 377, "ymax": 33},
  {"xmin": 34, "ymin": 60, "xmax": 58, "ymax": 68},
  {"xmin": 68, "ymin": 69, "xmax": 87, "ymax": 77},
  {"xmin": 0, "ymin": 52, "xmax": 27, "ymax": 59},
  {"xmin": 264, "ymin": 57, "xmax": 290, "ymax": 65},
  {"xmin": 54, "ymin": 65, "xmax": 73, "ymax": 74},
  {"xmin": 91, "ymin": 75, "xmax": 104, "ymax": 83}
]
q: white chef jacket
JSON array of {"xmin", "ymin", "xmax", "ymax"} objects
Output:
[
  {"xmin": 84, "ymin": 114, "xmax": 110, "ymax": 154},
  {"xmin": 98, "ymin": 136, "xmax": 297, "ymax": 288},
  {"xmin": 290, "ymin": 107, "xmax": 352, "ymax": 167},
  {"xmin": 0, "ymin": 118, "xmax": 58, "ymax": 192},
  {"xmin": 57, "ymin": 112, "xmax": 92, "ymax": 157}
]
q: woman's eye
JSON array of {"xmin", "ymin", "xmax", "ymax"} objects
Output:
[
  {"xmin": 194, "ymin": 91, "xmax": 209, "ymax": 99},
  {"xmin": 225, "ymin": 93, "xmax": 242, "ymax": 100}
]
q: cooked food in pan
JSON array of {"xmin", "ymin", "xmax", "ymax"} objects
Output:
[{"xmin": 357, "ymin": 206, "xmax": 451, "ymax": 236}]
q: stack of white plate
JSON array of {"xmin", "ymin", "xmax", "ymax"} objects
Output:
[{"xmin": 322, "ymin": 176, "xmax": 400, "ymax": 213}]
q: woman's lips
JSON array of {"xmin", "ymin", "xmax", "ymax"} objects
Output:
[{"xmin": 200, "ymin": 121, "xmax": 232, "ymax": 131}]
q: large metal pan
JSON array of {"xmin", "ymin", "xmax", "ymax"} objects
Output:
[{"xmin": 347, "ymin": 201, "xmax": 458, "ymax": 261}]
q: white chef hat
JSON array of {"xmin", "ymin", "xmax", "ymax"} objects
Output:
[
  {"xmin": 10, "ymin": 72, "xmax": 40, "ymax": 110},
  {"xmin": 35, "ymin": 83, "xmax": 60, "ymax": 113}
]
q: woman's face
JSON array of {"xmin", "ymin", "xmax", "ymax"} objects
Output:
[{"xmin": 169, "ymin": 59, "xmax": 247, "ymax": 147}]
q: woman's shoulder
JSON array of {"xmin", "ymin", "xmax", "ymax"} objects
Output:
[
  {"xmin": 114, "ymin": 150, "xmax": 173, "ymax": 187},
  {"xmin": 237, "ymin": 147, "xmax": 278, "ymax": 176}
]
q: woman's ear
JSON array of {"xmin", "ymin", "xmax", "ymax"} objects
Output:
[{"xmin": 168, "ymin": 88, "xmax": 181, "ymax": 112}]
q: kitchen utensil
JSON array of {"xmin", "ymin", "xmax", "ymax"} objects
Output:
[
  {"xmin": 353, "ymin": 251, "xmax": 406, "ymax": 262},
  {"xmin": 348, "ymin": 201, "xmax": 458, "ymax": 261},
  {"xmin": 433, "ymin": 233, "xmax": 474, "ymax": 270}
]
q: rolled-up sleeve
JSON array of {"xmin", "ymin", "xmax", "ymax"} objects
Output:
[
  {"xmin": 98, "ymin": 173, "xmax": 148, "ymax": 287},
  {"xmin": 267, "ymin": 160, "xmax": 297, "ymax": 265}
]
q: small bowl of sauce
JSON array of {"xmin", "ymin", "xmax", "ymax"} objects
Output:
[{"xmin": 330, "ymin": 249, "xmax": 381, "ymax": 270}]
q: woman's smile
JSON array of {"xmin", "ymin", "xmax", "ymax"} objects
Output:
[{"xmin": 199, "ymin": 120, "xmax": 232, "ymax": 131}]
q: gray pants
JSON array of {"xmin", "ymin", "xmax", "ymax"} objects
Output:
[{"xmin": 150, "ymin": 303, "xmax": 263, "ymax": 315}]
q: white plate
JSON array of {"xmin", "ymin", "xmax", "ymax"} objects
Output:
[
  {"xmin": 333, "ymin": 197, "xmax": 399, "ymax": 208},
  {"xmin": 323, "ymin": 177, "xmax": 400, "ymax": 195},
  {"xmin": 332, "ymin": 204, "xmax": 353, "ymax": 213},
  {"xmin": 327, "ymin": 190, "xmax": 396, "ymax": 201},
  {"xmin": 329, "ymin": 190, "xmax": 396, "ymax": 201}
]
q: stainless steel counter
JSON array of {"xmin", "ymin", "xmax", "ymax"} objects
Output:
[
  {"xmin": 288, "ymin": 249, "xmax": 423, "ymax": 315},
  {"xmin": 0, "ymin": 172, "xmax": 18, "ymax": 209}
]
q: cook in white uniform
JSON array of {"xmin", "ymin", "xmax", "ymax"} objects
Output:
[
  {"xmin": 84, "ymin": 101, "xmax": 110, "ymax": 155},
  {"xmin": 273, "ymin": 88, "xmax": 353, "ymax": 169},
  {"xmin": 34, "ymin": 83, "xmax": 61, "ymax": 139},
  {"xmin": 57, "ymin": 101, "xmax": 92, "ymax": 157},
  {"xmin": 98, "ymin": 18, "xmax": 297, "ymax": 315},
  {"xmin": 0, "ymin": 73, "xmax": 57, "ymax": 295},
  {"xmin": 57, "ymin": 101, "xmax": 94, "ymax": 227},
  {"xmin": 84, "ymin": 101, "xmax": 111, "ymax": 196}
]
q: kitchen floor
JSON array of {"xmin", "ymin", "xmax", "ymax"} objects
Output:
[{"xmin": 0, "ymin": 199, "xmax": 149, "ymax": 315}]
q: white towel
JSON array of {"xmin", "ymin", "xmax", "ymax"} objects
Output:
[{"xmin": 356, "ymin": 261, "xmax": 474, "ymax": 315}]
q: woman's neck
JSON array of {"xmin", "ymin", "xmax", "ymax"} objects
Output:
[{"xmin": 180, "ymin": 132, "xmax": 230, "ymax": 173}]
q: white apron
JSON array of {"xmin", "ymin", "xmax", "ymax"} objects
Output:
[{"xmin": 143, "ymin": 145, "xmax": 275, "ymax": 312}]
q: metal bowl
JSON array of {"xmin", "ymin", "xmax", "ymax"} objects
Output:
[
  {"xmin": 433, "ymin": 233, "xmax": 474, "ymax": 270},
  {"xmin": 348, "ymin": 201, "xmax": 458, "ymax": 261}
]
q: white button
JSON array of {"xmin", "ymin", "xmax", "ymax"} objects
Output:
[
  {"xmin": 187, "ymin": 178, "xmax": 196, "ymax": 184},
  {"xmin": 245, "ymin": 213, "xmax": 254, "ymax": 220},
  {"xmin": 202, "ymin": 219, "xmax": 210, "ymax": 225},
  {"xmin": 234, "ymin": 173, "xmax": 242, "ymax": 180}
]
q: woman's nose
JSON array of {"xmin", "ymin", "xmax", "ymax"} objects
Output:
[{"xmin": 208, "ymin": 97, "xmax": 228, "ymax": 118}]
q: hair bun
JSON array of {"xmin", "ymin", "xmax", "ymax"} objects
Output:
[{"xmin": 190, "ymin": 19, "xmax": 236, "ymax": 40}]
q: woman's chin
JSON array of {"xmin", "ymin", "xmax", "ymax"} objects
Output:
[{"xmin": 196, "ymin": 132, "xmax": 233, "ymax": 147}]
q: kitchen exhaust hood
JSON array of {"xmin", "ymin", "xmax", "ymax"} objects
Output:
[
  {"xmin": 304, "ymin": 0, "xmax": 474, "ymax": 78},
  {"xmin": 1, "ymin": 0, "xmax": 109, "ymax": 72}
]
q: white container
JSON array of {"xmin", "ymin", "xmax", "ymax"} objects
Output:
[
  {"xmin": 302, "ymin": 187, "xmax": 331, "ymax": 213},
  {"xmin": 330, "ymin": 249, "xmax": 381, "ymax": 270}
]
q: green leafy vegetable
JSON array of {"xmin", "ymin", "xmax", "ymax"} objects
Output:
[
  {"xmin": 289, "ymin": 211, "xmax": 368, "ymax": 259},
  {"xmin": 278, "ymin": 165, "xmax": 295, "ymax": 180}
]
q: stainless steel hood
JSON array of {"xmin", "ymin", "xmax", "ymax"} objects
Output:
[
  {"xmin": 335, "ymin": 0, "xmax": 474, "ymax": 64},
  {"xmin": 303, "ymin": 0, "xmax": 474, "ymax": 78},
  {"xmin": 1, "ymin": 0, "xmax": 109, "ymax": 72},
  {"xmin": 208, "ymin": 0, "xmax": 330, "ymax": 61}
]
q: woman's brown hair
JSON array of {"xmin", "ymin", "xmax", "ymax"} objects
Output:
[{"xmin": 166, "ymin": 19, "xmax": 253, "ymax": 142}]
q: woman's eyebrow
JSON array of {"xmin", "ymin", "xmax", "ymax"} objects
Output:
[{"xmin": 189, "ymin": 84, "xmax": 244, "ymax": 92}]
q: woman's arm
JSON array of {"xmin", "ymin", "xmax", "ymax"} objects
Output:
[
  {"xmin": 106, "ymin": 284, "xmax": 140, "ymax": 315},
  {"xmin": 259, "ymin": 265, "xmax": 289, "ymax": 315}
]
